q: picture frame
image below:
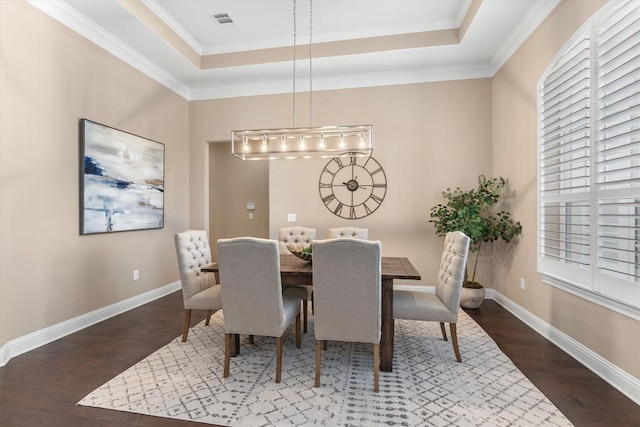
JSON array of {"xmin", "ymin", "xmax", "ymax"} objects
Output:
[{"xmin": 79, "ymin": 119, "xmax": 165, "ymax": 235}]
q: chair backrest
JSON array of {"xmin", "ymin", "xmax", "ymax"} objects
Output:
[
  {"xmin": 312, "ymin": 238, "xmax": 382, "ymax": 344},
  {"xmin": 216, "ymin": 237, "xmax": 285, "ymax": 336},
  {"xmin": 328, "ymin": 227, "xmax": 369, "ymax": 240},
  {"xmin": 175, "ymin": 230, "xmax": 216, "ymax": 303},
  {"xmin": 278, "ymin": 226, "xmax": 316, "ymax": 254},
  {"xmin": 435, "ymin": 231, "xmax": 471, "ymax": 314}
]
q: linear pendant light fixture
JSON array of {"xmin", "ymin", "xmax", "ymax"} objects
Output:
[{"xmin": 231, "ymin": 0, "xmax": 373, "ymax": 160}]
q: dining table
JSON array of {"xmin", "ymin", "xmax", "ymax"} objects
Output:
[{"xmin": 202, "ymin": 254, "xmax": 421, "ymax": 372}]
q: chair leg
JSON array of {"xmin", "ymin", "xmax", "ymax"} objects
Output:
[
  {"xmin": 450, "ymin": 323, "xmax": 461, "ymax": 362},
  {"xmin": 205, "ymin": 310, "xmax": 213, "ymax": 326},
  {"xmin": 303, "ymin": 300, "xmax": 308, "ymax": 333},
  {"xmin": 322, "ymin": 340, "xmax": 327, "ymax": 351},
  {"xmin": 181, "ymin": 309, "xmax": 192, "ymax": 342},
  {"xmin": 314, "ymin": 340, "xmax": 323, "ymax": 387},
  {"xmin": 373, "ymin": 343, "xmax": 380, "ymax": 393},
  {"xmin": 276, "ymin": 337, "xmax": 283, "ymax": 383},
  {"xmin": 440, "ymin": 322, "xmax": 448, "ymax": 341},
  {"xmin": 224, "ymin": 333, "xmax": 232, "ymax": 378},
  {"xmin": 295, "ymin": 313, "xmax": 302, "ymax": 348},
  {"xmin": 231, "ymin": 334, "xmax": 240, "ymax": 357}
]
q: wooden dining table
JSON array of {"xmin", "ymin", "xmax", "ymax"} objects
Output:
[{"xmin": 202, "ymin": 254, "xmax": 421, "ymax": 372}]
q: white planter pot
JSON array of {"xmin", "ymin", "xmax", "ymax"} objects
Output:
[{"xmin": 460, "ymin": 285, "xmax": 485, "ymax": 309}]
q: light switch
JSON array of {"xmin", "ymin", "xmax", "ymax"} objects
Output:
[
  {"xmin": 287, "ymin": 213, "xmax": 296, "ymax": 222},
  {"xmin": 246, "ymin": 202, "xmax": 255, "ymax": 210},
  {"xmin": 249, "ymin": 213, "xmax": 254, "ymax": 220}
]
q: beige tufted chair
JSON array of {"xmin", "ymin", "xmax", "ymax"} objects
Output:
[
  {"xmin": 174, "ymin": 230, "xmax": 222, "ymax": 342},
  {"xmin": 279, "ymin": 227, "xmax": 316, "ymax": 333},
  {"xmin": 312, "ymin": 238, "xmax": 382, "ymax": 392},
  {"xmin": 328, "ymin": 227, "xmax": 369, "ymax": 240},
  {"xmin": 278, "ymin": 226, "xmax": 316, "ymax": 253},
  {"xmin": 393, "ymin": 231, "xmax": 470, "ymax": 362},
  {"xmin": 217, "ymin": 237, "xmax": 302, "ymax": 383}
]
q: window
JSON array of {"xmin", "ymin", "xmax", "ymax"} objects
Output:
[{"xmin": 538, "ymin": 0, "xmax": 639, "ymax": 318}]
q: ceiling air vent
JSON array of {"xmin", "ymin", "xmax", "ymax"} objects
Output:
[{"xmin": 212, "ymin": 13, "xmax": 235, "ymax": 26}]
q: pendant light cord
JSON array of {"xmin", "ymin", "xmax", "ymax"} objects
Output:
[
  {"xmin": 292, "ymin": 0, "xmax": 313, "ymax": 129},
  {"xmin": 309, "ymin": 0, "xmax": 313, "ymax": 128},
  {"xmin": 292, "ymin": 0, "xmax": 297, "ymax": 129}
]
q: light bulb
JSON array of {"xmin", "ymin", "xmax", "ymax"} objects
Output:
[
  {"xmin": 281, "ymin": 134, "xmax": 287, "ymax": 151},
  {"xmin": 261, "ymin": 135, "xmax": 268, "ymax": 152},
  {"xmin": 359, "ymin": 131, "xmax": 366, "ymax": 149},
  {"xmin": 299, "ymin": 134, "xmax": 305, "ymax": 150},
  {"xmin": 319, "ymin": 133, "xmax": 325, "ymax": 149},
  {"xmin": 339, "ymin": 132, "xmax": 346, "ymax": 149}
]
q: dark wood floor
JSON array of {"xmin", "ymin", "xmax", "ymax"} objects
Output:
[{"xmin": 1, "ymin": 292, "xmax": 638, "ymax": 427}]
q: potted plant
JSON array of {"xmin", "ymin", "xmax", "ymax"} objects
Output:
[{"xmin": 429, "ymin": 175, "xmax": 522, "ymax": 308}]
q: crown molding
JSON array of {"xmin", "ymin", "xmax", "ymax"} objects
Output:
[
  {"xmin": 190, "ymin": 63, "xmax": 493, "ymax": 101},
  {"xmin": 488, "ymin": 0, "xmax": 561, "ymax": 74},
  {"xmin": 26, "ymin": 0, "xmax": 557, "ymax": 102},
  {"xmin": 27, "ymin": 0, "xmax": 191, "ymax": 99},
  {"xmin": 142, "ymin": 0, "xmax": 204, "ymax": 55}
]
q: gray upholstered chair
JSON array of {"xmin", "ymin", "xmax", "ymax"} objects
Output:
[
  {"xmin": 217, "ymin": 237, "xmax": 302, "ymax": 383},
  {"xmin": 312, "ymin": 238, "xmax": 382, "ymax": 392},
  {"xmin": 279, "ymin": 226, "xmax": 316, "ymax": 333},
  {"xmin": 328, "ymin": 227, "xmax": 369, "ymax": 240},
  {"xmin": 174, "ymin": 230, "xmax": 222, "ymax": 342},
  {"xmin": 393, "ymin": 231, "xmax": 470, "ymax": 362}
]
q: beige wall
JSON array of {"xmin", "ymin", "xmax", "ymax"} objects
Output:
[
  {"xmin": 492, "ymin": 0, "xmax": 639, "ymax": 377},
  {"xmin": 192, "ymin": 80, "xmax": 494, "ymax": 287},
  {"xmin": 208, "ymin": 142, "xmax": 269, "ymax": 260},
  {"xmin": 0, "ymin": 1, "xmax": 189, "ymax": 346},
  {"xmin": 2, "ymin": 0, "xmax": 637, "ymax": 385}
]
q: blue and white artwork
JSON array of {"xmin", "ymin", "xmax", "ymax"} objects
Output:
[{"xmin": 80, "ymin": 119, "xmax": 164, "ymax": 235}]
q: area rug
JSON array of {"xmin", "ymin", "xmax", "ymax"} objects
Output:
[{"xmin": 78, "ymin": 310, "xmax": 572, "ymax": 426}]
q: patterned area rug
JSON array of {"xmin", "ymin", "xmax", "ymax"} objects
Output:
[{"xmin": 78, "ymin": 311, "xmax": 572, "ymax": 426}]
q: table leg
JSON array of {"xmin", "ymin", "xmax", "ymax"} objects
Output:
[{"xmin": 380, "ymin": 277, "xmax": 394, "ymax": 372}]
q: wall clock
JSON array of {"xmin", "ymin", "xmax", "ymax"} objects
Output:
[{"xmin": 318, "ymin": 153, "xmax": 387, "ymax": 219}]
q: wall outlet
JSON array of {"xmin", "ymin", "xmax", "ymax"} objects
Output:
[
  {"xmin": 249, "ymin": 212, "xmax": 254, "ymax": 220},
  {"xmin": 519, "ymin": 277, "xmax": 525, "ymax": 290},
  {"xmin": 133, "ymin": 269, "xmax": 140, "ymax": 281}
]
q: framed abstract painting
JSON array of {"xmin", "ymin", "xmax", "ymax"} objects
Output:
[{"xmin": 80, "ymin": 119, "xmax": 165, "ymax": 235}]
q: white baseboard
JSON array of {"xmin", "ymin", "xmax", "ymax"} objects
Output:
[
  {"xmin": 378, "ymin": 286, "xmax": 638, "ymax": 404},
  {"xmin": 2, "ymin": 282, "xmax": 638, "ymax": 407},
  {"xmin": 0, "ymin": 281, "xmax": 180, "ymax": 367},
  {"xmin": 490, "ymin": 290, "xmax": 640, "ymax": 406}
]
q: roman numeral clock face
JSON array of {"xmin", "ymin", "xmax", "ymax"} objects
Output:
[{"xmin": 318, "ymin": 154, "xmax": 387, "ymax": 219}]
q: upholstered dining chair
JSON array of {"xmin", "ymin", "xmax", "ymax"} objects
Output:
[
  {"xmin": 328, "ymin": 227, "xmax": 369, "ymax": 240},
  {"xmin": 279, "ymin": 226, "xmax": 316, "ymax": 333},
  {"xmin": 217, "ymin": 237, "xmax": 302, "ymax": 383},
  {"xmin": 312, "ymin": 238, "xmax": 382, "ymax": 392},
  {"xmin": 393, "ymin": 231, "xmax": 470, "ymax": 362},
  {"xmin": 174, "ymin": 230, "xmax": 222, "ymax": 342},
  {"xmin": 278, "ymin": 226, "xmax": 316, "ymax": 253}
]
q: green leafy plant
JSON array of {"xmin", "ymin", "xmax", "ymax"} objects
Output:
[{"xmin": 429, "ymin": 175, "xmax": 522, "ymax": 285}]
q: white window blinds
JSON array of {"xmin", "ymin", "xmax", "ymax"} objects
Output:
[{"xmin": 538, "ymin": 0, "xmax": 640, "ymax": 315}]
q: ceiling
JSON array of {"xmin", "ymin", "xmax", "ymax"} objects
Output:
[{"xmin": 29, "ymin": 0, "xmax": 560, "ymax": 100}]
